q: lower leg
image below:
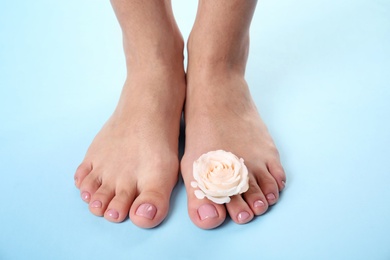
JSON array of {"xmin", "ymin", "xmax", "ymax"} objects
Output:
[
  {"xmin": 74, "ymin": 0, "xmax": 186, "ymax": 228},
  {"xmin": 112, "ymin": 0, "xmax": 184, "ymax": 71},
  {"xmin": 182, "ymin": 0, "xmax": 286, "ymax": 229},
  {"xmin": 187, "ymin": 0, "xmax": 255, "ymax": 76}
]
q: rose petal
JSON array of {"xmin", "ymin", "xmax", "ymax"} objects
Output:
[
  {"xmin": 192, "ymin": 150, "xmax": 249, "ymax": 204},
  {"xmin": 194, "ymin": 190, "xmax": 206, "ymax": 200},
  {"xmin": 205, "ymin": 195, "xmax": 231, "ymax": 204}
]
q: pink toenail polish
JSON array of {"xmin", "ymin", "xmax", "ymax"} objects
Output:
[
  {"xmin": 266, "ymin": 193, "xmax": 276, "ymax": 201},
  {"xmin": 254, "ymin": 200, "xmax": 265, "ymax": 208},
  {"xmin": 198, "ymin": 204, "xmax": 218, "ymax": 221},
  {"xmin": 136, "ymin": 203, "xmax": 157, "ymax": 220},
  {"xmin": 81, "ymin": 192, "xmax": 90, "ymax": 202},
  {"xmin": 106, "ymin": 209, "xmax": 119, "ymax": 219},
  {"xmin": 90, "ymin": 200, "xmax": 102, "ymax": 208},
  {"xmin": 238, "ymin": 211, "xmax": 250, "ymax": 223}
]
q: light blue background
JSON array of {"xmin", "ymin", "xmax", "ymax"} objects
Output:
[{"xmin": 1, "ymin": 0, "xmax": 389, "ymax": 259}]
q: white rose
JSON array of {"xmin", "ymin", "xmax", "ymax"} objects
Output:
[{"xmin": 190, "ymin": 150, "xmax": 249, "ymax": 204}]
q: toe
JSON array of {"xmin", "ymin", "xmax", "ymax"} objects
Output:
[
  {"xmin": 89, "ymin": 185, "xmax": 115, "ymax": 217},
  {"xmin": 186, "ymin": 175, "xmax": 226, "ymax": 229},
  {"xmin": 267, "ymin": 160, "xmax": 287, "ymax": 191},
  {"xmin": 129, "ymin": 190, "xmax": 170, "ymax": 228},
  {"xmin": 105, "ymin": 188, "xmax": 135, "ymax": 223},
  {"xmin": 226, "ymin": 195, "xmax": 254, "ymax": 224},
  {"xmin": 188, "ymin": 193, "xmax": 226, "ymax": 229},
  {"xmin": 190, "ymin": 200, "xmax": 226, "ymax": 229},
  {"xmin": 243, "ymin": 175, "xmax": 269, "ymax": 215},
  {"xmin": 74, "ymin": 162, "xmax": 92, "ymax": 188},
  {"xmin": 79, "ymin": 171, "xmax": 101, "ymax": 203},
  {"xmin": 181, "ymin": 157, "xmax": 226, "ymax": 229},
  {"xmin": 254, "ymin": 166, "xmax": 280, "ymax": 206}
]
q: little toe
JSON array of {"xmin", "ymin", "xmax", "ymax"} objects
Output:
[
  {"xmin": 226, "ymin": 195, "xmax": 254, "ymax": 224},
  {"xmin": 74, "ymin": 162, "xmax": 92, "ymax": 188},
  {"xmin": 79, "ymin": 171, "xmax": 101, "ymax": 203},
  {"xmin": 129, "ymin": 190, "xmax": 171, "ymax": 229},
  {"xmin": 267, "ymin": 160, "xmax": 287, "ymax": 191},
  {"xmin": 104, "ymin": 189, "xmax": 135, "ymax": 223},
  {"xmin": 89, "ymin": 186, "xmax": 115, "ymax": 216},
  {"xmin": 243, "ymin": 175, "xmax": 269, "ymax": 215}
]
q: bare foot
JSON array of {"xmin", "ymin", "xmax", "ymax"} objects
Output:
[
  {"xmin": 74, "ymin": 0, "xmax": 186, "ymax": 228},
  {"xmin": 180, "ymin": 0, "xmax": 286, "ymax": 230},
  {"xmin": 181, "ymin": 70, "xmax": 286, "ymax": 230},
  {"xmin": 74, "ymin": 66, "xmax": 185, "ymax": 228}
]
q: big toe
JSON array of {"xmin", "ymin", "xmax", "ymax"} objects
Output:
[
  {"xmin": 187, "ymin": 198, "xmax": 226, "ymax": 230},
  {"xmin": 181, "ymin": 158, "xmax": 226, "ymax": 229},
  {"xmin": 129, "ymin": 190, "xmax": 171, "ymax": 229}
]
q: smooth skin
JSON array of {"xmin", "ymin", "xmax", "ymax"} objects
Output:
[{"xmin": 74, "ymin": 0, "xmax": 286, "ymax": 229}]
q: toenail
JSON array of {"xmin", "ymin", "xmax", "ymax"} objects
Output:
[
  {"xmin": 238, "ymin": 211, "xmax": 250, "ymax": 223},
  {"xmin": 198, "ymin": 204, "xmax": 218, "ymax": 221},
  {"xmin": 81, "ymin": 191, "xmax": 90, "ymax": 202},
  {"xmin": 266, "ymin": 193, "xmax": 276, "ymax": 201},
  {"xmin": 90, "ymin": 200, "xmax": 102, "ymax": 208},
  {"xmin": 136, "ymin": 203, "xmax": 157, "ymax": 220},
  {"xmin": 74, "ymin": 177, "xmax": 78, "ymax": 185},
  {"xmin": 254, "ymin": 200, "xmax": 265, "ymax": 208},
  {"xmin": 106, "ymin": 209, "xmax": 119, "ymax": 219}
]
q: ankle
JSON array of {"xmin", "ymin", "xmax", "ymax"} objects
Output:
[
  {"xmin": 186, "ymin": 32, "xmax": 249, "ymax": 76},
  {"xmin": 123, "ymin": 31, "xmax": 185, "ymax": 73}
]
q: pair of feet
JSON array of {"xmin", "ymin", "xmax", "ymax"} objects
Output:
[
  {"xmin": 74, "ymin": 3, "xmax": 285, "ymax": 228},
  {"xmin": 74, "ymin": 65, "xmax": 286, "ymax": 229}
]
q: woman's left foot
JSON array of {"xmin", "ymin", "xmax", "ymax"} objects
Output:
[{"xmin": 181, "ymin": 71, "xmax": 286, "ymax": 229}]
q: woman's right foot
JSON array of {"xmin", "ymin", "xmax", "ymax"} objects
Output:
[{"xmin": 74, "ymin": 0, "xmax": 186, "ymax": 228}]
